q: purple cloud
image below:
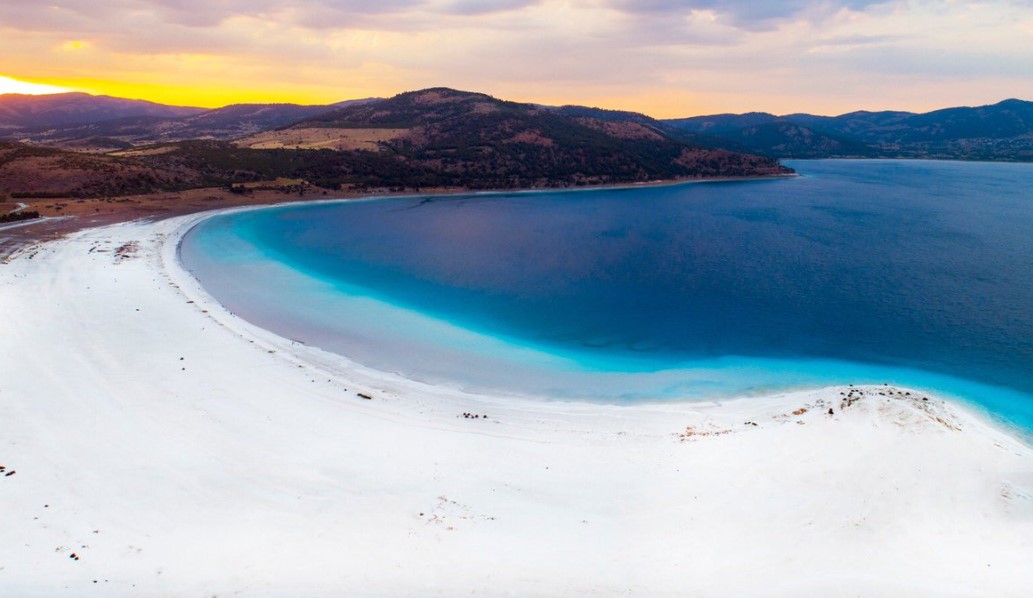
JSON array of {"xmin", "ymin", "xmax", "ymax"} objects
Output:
[{"xmin": 606, "ymin": 0, "xmax": 890, "ymax": 29}]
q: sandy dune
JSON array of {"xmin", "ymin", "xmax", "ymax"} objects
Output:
[{"xmin": 1, "ymin": 213, "xmax": 1031, "ymax": 596}]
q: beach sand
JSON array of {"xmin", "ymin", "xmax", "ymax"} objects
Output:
[{"xmin": 1, "ymin": 214, "xmax": 1031, "ymax": 596}]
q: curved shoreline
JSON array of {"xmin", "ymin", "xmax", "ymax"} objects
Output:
[
  {"xmin": 175, "ymin": 192, "xmax": 1033, "ymax": 439},
  {"xmin": 2, "ymin": 213, "xmax": 1032, "ymax": 594},
  {"xmin": 0, "ymin": 170, "xmax": 801, "ymax": 263}
]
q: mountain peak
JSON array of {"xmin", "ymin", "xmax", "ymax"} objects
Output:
[
  {"xmin": 395, "ymin": 87, "xmax": 497, "ymax": 105},
  {"xmin": 994, "ymin": 98, "xmax": 1032, "ymax": 108}
]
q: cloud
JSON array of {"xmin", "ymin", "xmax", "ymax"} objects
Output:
[
  {"xmin": 605, "ymin": 0, "xmax": 890, "ymax": 29},
  {"xmin": 1, "ymin": 0, "xmax": 1032, "ymax": 116},
  {"xmin": 0, "ymin": 0, "xmax": 545, "ymax": 32},
  {"xmin": 443, "ymin": 0, "xmax": 542, "ymax": 15}
]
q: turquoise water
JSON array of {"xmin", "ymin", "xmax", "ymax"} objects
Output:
[{"xmin": 180, "ymin": 160, "xmax": 1033, "ymax": 431}]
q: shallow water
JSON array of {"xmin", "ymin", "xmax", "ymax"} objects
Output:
[{"xmin": 180, "ymin": 160, "xmax": 1033, "ymax": 429}]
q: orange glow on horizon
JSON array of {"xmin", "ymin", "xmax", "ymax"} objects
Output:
[
  {"xmin": 1, "ymin": 75, "xmax": 1025, "ymax": 120},
  {"xmin": 2, "ymin": 74, "xmax": 710, "ymax": 117},
  {"xmin": 1, "ymin": 2, "xmax": 1031, "ymax": 119},
  {"xmin": 34, "ymin": 77, "xmax": 354, "ymax": 108},
  {"xmin": 0, "ymin": 75, "xmax": 72, "ymax": 96}
]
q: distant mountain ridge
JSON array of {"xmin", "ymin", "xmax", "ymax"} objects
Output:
[
  {"xmin": 3, "ymin": 88, "xmax": 1032, "ymax": 205},
  {"xmin": 0, "ymin": 92, "xmax": 204, "ymax": 130},
  {"xmin": 0, "ymin": 87, "xmax": 789, "ymax": 200},
  {"xmin": 663, "ymin": 99, "xmax": 1033, "ymax": 161},
  {"xmin": 0, "ymin": 93, "xmax": 381, "ymax": 150},
  {"xmin": 3, "ymin": 90, "xmax": 1031, "ymax": 162}
]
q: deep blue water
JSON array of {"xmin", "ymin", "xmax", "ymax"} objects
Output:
[{"xmin": 181, "ymin": 160, "xmax": 1033, "ymax": 430}]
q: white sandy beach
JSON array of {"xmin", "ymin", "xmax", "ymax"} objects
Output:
[{"xmin": 1, "ymin": 213, "xmax": 1032, "ymax": 596}]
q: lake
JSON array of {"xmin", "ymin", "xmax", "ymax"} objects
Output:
[{"xmin": 180, "ymin": 160, "xmax": 1033, "ymax": 430}]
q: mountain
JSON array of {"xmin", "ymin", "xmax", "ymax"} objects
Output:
[
  {"xmin": 0, "ymin": 141, "xmax": 199, "ymax": 198},
  {"xmin": 663, "ymin": 99, "xmax": 1033, "ymax": 161},
  {"xmin": 803, "ymin": 100, "xmax": 1033, "ymax": 145},
  {"xmin": 0, "ymin": 88, "xmax": 790, "ymax": 199},
  {"xmin": 550, "ymin": 104, "xmax": 663, "ymax": 127},
  {"xmin": 781, "ymin": 110, "xmax": 914, "ymax": 139},
  {"xmin": 5, "ymin": 91, "xmax": 1032, "ymax": 162},
  {"xmin": 241, "ymin": 87, "xmax": 789, "ymax": 188},
  {"xmin": 178, "ymin": 103, "xmax": 337, "ymax": 135},
  {"xmin": 896, "ymin": 99, "xmax": 1033, "ymax": 141},
  {"xmin": 0, "ymin": 93, "xmax": 203, "ymax": 130},
  {"xmin": 665, "ymin": 112, "xmax": 781, "ymax": 134},
  {"xmin": 721, "ymin": 121, "xmax": 875, "ymax": 159},
  {"xmin": 18, "ymin": 104, "xmax": 337, "ymax": 150},
  {"xmin": 4, "ymin": 99, "xmax": 382, "ymax": 150}
]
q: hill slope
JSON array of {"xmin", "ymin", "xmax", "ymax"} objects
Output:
[
  {"xmin": 0, "ymin": 142, "xmax": 199, "ymax": 198},
  {"xmin": 0, "ymin": 89, "xmax": 790, "ymax": 200},
  {"xmin": 664, "ymin": 99, "xmax": 1033, "ymax": 160},
  {"xmin": 259, "ymin": 87, "xmax": 789, "ymax": 188},
  {"xmin": 0, "ymin": 93, "xmax": 203, "ymax": 130},
  {"xmin": 4, "ymin": 101, "xmax": 381, "ymax": 150}
]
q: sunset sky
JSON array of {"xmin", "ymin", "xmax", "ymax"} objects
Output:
[{"xmin": 2, "ymin": 0, "xmax": 1031, "ymax": 118}]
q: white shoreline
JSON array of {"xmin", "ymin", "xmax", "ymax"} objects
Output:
[
  {"xmin": 1, "ymin": 214, "xmax": 1032, "ymax": 595},
  {"xmin": 0, "ymin": 214, "xmax": 73, "ymax": 233}
]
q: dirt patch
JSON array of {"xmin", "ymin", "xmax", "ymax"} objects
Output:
[
  {"xmin": 113, "ymin": 241, "xmax": 140, "ymax": 262},
  {"xmin": 678, "ymin": 424, "xmax": 734, "ymax": 441},
  {"xmin": 235, "ymin": 127, "xmax": 409, "ymax": 151},
  {"xmin": 110, "ymin": 146, "xmax": 179, "ymax": 157}
]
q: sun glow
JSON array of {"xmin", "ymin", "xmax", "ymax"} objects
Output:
[
  {"xmin": 0, "ymin": 2, "xmax": 1030, "ymax": 115},
  {"xmin": 0, "ymin": 75, "xmax": 70, "ymax": 96}
]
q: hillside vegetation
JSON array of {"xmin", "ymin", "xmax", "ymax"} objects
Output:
[
  {"xmin": 0, "ymin": 88, "xmax": 790, "ymax": 198},
  {"xmin": 664, "ymin": 99, "xmax": 1033, "ymax": 160}
]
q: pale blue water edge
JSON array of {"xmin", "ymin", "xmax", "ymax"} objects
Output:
[{"xmin": 180, "ymin": 160, "xmax": 1033, "ymax": 432}]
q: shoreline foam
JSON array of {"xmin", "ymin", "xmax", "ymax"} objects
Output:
[{"xmin": 1, "ymin": 215, "xmax": 1031, "ymax": 595}]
